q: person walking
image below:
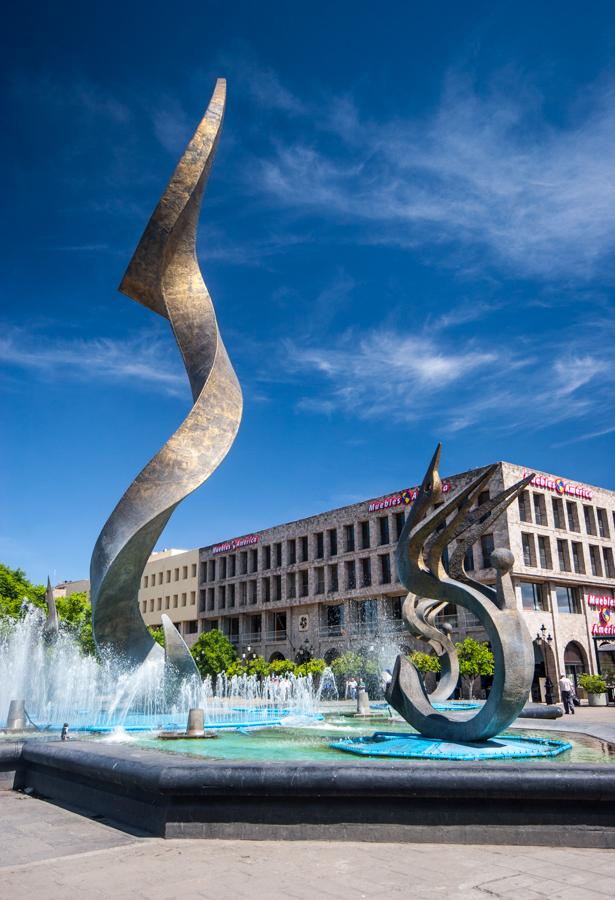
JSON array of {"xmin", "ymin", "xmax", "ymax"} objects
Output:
[{"xmin": 559, "ymin": 673, "xmax": 575, "ymax": 715}]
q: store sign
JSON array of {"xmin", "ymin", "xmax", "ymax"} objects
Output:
[
  {"xmin": 368, "ymin": 482, "xmax": 451, "ymax": 513},
  {"xmin": 212, "ymin": 534, "xmax": 259, "ymax": 555},
  {"xmin": 522, "ymin": 471, "xmax": 593, "ymax": 500},
  {"xmin": 592, "ymin": 607, "xmax": 615, "ymax": 636},
  {"xmin": 587, "ymin": 593, "xmax": 615, "ymax": 609}
]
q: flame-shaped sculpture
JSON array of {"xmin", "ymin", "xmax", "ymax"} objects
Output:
[
  {"xmin": 386, "ymin": 445, "xmax": 535, "ymax": 741},
  {"xmin": 90, "ymin": 80, "xmax": 242, "ymax": 680}
]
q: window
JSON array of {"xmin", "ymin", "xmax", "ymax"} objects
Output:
[
  {"xmin": 345, "ymin": 560, "xmax": 356, "ymax": 589},
  {"xmin": 361, "ymin": 557, "xmax": 372, "ymax": 587},
  {"xmin": 518, "ymin": 492, "xmax": 531, "ymax": 523},
  {"xmin": 190, "ymin": 591, "xmax": 196, "ymax": 605},
  {"xmin": 220, "ymin": 557, "xmax": 227, "ymax": 579},
  {"xmin": 199, "ymin": 590, "xmax": 206, "ymax": 612},
  {"xmin": 588, "ymin": 545, "xmax": 604, "ymax": 579},
  {"xmin": 328, "ymin": 564, "xmax": 339, "ymax": 592},
  {"xmin": 166, "ymin": 570, "xmax": 171, "ymax": 583},
  {"xmin": 249, "ymin": 580, "xmax": 257, "ymax": 605},
  {"xmin": 597, "ymin": 508, "xmax": 610, "ymax": 539},
  {"xmin": 250, "ymin": 549, "xmax": 258, "ymax": 573},
  {"xmin": 287, "ymin": 539, "xmax": 296, "ymax": 565},
  {"xmin": 328, "ymin": 529, "xmax": 338, "ymax": 556},
  {"xmin": 537, "ymin": 536, "xmax": 552, "ymax": 569},
  {"xmin": 360, "ymin": 520, "xmax": 371, "ymax": 550},
  {"xmin": 315, "ymin": 532, "xmax": 324, "ymax": 559},
  {"xmin": 218, "ymin": 585, "xmax": 226, "ymax": 609},
  {"xmin": 149, "ymin": 598, "xmax": 154, "ymax": 612},
  {"xmin": 143, "ymin": 575, "xmax": 148, "ymax": 588},
  {"xmin": 172, "ymin": 594, "xmax": 178, "ymax": 608},
  {"xmin": 464, "ymin": 547, "xmax": 475, "ymax": 571},
  {"xmin": 604, "ymin": 547, "xmax": 615, "ymax": 579},
  {"xmin": 378, "ymin": 516, "xmax": 390, "ymax": 545},
  {"xmin": 182, "ymin": 566, "xmax": 188, "ymax": 579},
  {"xmin": 555, "ymin": 586, "xmax": 581, "ymax": 614},
  {"xmin": 208, "ymin": 560, "xmax": 216, "ymax": 581},
  {"xmin": 141, "ymin": 601, "xmax": 147, "ymax": 614},
  {"xmin": 273, "ymin": 574, "xmax": 282, "ymax": 601},
  {"xmin": 158, "ymin": 572, "xmax": 164, "ymax": 585},
  {"xmin": 240, "ymin": 551, "xmax": 248, "ymax": 575},
  {"xmin": 207, "ymin": 588, "xmax": 215, "ymax": 611},
  {"xmin": 344, "ymin": 524, "xmax": 355, "ymax": 553},
  {"xmin": 262, "ymin": 576, "xmax": 271, "ymax": 603},
  {"xmin": 557, "ymin": 539, "xmax": 571, "ymax": 572},
  {"xmin": 239, "ymin": 582, "xmax": 247, "ymax": 606},
  {"xmin": 394, "ymin": 512, "xmax": 405, "ymax": 541},
  {"xmin": 315, "ymin": 566, "xmax": 325, "ymax": 594},
  {"xmin": 191, "ymin": 564, "xmax": 197, "ymax": 578},
  {"xmin": 165, "ymin": 596, "xmax": 170, "ymax": 609},
  {"xmin": 324, "ymin": 604, "xmax": 344, "ymax": 635},
  {"xmin": 520, "ymin": 582, "xmax": 547, "ymax": 612},
  {"xmin": 173, "ymin": 568, "xmax": 179, "ymax": 581},
  {"xmin": 300, "ymin": 536, "xmax": 309, "ymax": 562},
  {"xmin": 287, "ymin": 572, "xmax": 296, "ymax": 599},
  {"xmin": 228, "ymin": 584, "xmax": 235, "ymax": 608},
  {"xmin": 271, "ymin": 612, "xmax": 287, "ymax": 640},
  {"xmin": 566, "ymin": 502, "xmax": 580, "ymax": 533},
  {"xmin": 356, "ymin": 599, "xmax": 378, "ymax": 630},
  {"xmin": 229, "ymin": 555, "xmax": 236, "ymax": 577},
  {"xmin": 300, "ymin": 570, "xmax": 309, "ymax": 597},
  {"xmin": 533, "ymin": 494, "xmax": 546, "ymax": 526},
  {"xmin": 201, "ymin": 562, "xmax": 207, "ymax": 582},
  {"xmin": 274, "ymin": 543, "xmax": 283, "ymax": 567},
  {"xmin": 263, "ymin": 545, "xmax": 271, "ymax": 570},
  {"xmin": 249, "ymin": 614, "xmax": 262, "ymax": 641},
  {"xmin": 186, "ymin": 620, "xmax": 198, "ymax": 634},
  {"xmin": 157, "ymin": 597, "xmax": 162, "ymax": 610},
  {"xmin": 379, "ymin": 553, "xmax": 391, "ymax": 584},
  {"xmin": 480, "ymin": 533, "xmax": 495, "ymax": 568},
  {"xmin": 552, "ymin": 498, "xmax": 564, "ymax": 529},
  {"xmin": 571, "ymin": 542, "xmax": 585, "ymax": 575},
  {"xmin": 521, "ymin": 533, "xmax": 536, "ymax": 567},
  {"xmin": 584, "ymin": 506, "xmax": 597, "ymax": 536},
  {"xmin": 181, "ymin": 592, "xmax": 187, "ymax": 606}
]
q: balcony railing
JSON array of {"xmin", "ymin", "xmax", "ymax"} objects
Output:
[{"xmin": 265, "ymin": 630, "xmax": 288, "ymax": 642}]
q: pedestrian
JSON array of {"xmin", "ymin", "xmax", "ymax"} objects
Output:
[
  {"xmin": 60, "ymin": 722, "xmax": 70, "ymax": 741},
  {"xmin": 558, "ymin": 673, "xmax": 575, "ymax": 715}
]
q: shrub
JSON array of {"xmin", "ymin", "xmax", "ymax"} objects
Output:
[
  {"xmin": 409, "ymin": 650, "xmax": 441, "ymax": 674},
  {"xmin": 190, "ymin": 629, "xmax": 237, "ymax": 679},
  {"xmin": 268, "ymin": 659, "xmax": 297, "ymax": 677},
  {"xmin": 578, "ymin": 673, "xmax": 607, "ymax": 695},
  {"xmin": 295, "ymin": 658, "xmax": 326, "ymax": 678}
]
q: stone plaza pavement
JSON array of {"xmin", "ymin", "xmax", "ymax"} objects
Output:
[{"xmin": 1, "ymin": 790, "xmax": 615, "ymax": 900}]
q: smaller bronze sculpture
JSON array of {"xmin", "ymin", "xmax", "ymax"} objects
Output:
[{"xmin": 386, "ymin": 445, "xmax": 535, "ymax": 741}]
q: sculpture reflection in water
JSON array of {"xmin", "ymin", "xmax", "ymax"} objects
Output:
[
  {"xmin": 90, "ymin": 79, "xmax": 242, "ymax": 687},
  {"xmin": 386, "ymin": 444, "xmax": 535, "ymax": 741}
]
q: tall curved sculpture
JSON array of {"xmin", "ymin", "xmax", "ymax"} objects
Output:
[
  {"xmin": 90, "ymin": 79, "xmax": 242, "ymax": 679},
  {"xmin": 386, "ymin": 445, "xmax": 535, "ymax": 741}
]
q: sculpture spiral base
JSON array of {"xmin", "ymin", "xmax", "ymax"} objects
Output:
[{"xmin": 331, "ymin": 732, "xmax": 572, "ymax": 760}]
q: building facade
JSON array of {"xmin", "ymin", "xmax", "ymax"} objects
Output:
[
  {"xmin": 138, "ymin": 548, "xmax": 200, "ymax": 646},
  {"xmin": 194, "ymin": 462, "xmax": 615, "ymax": 699}
]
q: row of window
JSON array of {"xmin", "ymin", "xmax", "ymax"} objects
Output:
[
  {"xmin": 142, "ymin": 563, "xmax": 197, "ymax": 589},
  {"xmin": 519, "ymin": 492, "xmax": 612, "ymax": 539},
  {"xmin": 141, "ymin": 590, "xmax": 197, "ymax": 614},
  {"xmin": 521, "ymin": 532, "xmax": 615, "ymax": 577},
  {"xmin": 519, "ymin": 582, "xmax": 589, "ymax": 614},
  {"xmin": 202, "ymin": 515, "xmax": 408, "ymax": 582}
]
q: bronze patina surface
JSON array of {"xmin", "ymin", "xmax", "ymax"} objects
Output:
[
  {"xmin": 386, "ymin": 445, "xmax": 535, "ymax": 741},
  {"xmin": 90, "ymin": 80, "xmax": 241, "ymax": 677}
]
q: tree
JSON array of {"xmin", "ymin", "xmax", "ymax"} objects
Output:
[
  {"xmin": 455, "ymin": 637, "xmax": 494, "ymax": 699},
  {"xmin": 268, "ymin": 659, "xmax": 297, "ymax": 677},
  {"xmin": 409, "ymin": 650, "xmax": 441, "ymax": 674},
  {"xmin": 296, "ymin": 658, "xmax": 326, "ymax": 678},
  {"xmin": 190, "ymin": 629, "xmax": 237, "ymax": 679},
  {"xmin": 226, "ymin": 655, "xmax": 269, "ymax": 678},
  {"xmin": 148, "ymin": 625, "xmax": 164, "ymax": 647},
  {"xmin": 55, "ymin": 591, "xmax": 95, "ymax": 656},
  {"xmin": 0, "ymin": 563, "xmax": 45, "ymax": 619}
]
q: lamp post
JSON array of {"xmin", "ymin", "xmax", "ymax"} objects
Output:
[{"xmin": 536, "ymin": 626, "xmax": 554, "ymax": 704}]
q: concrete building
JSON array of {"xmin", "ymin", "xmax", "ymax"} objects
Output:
[
  {"xmin": 138, "ymin": 548, "xmax": 200, "ymax": 646},
  {"xmin": 53, "ymin": 579, "xmax": 90, "ymax": 600},
  {"xmin": 195, "ymin": 462, "xmax": 615, "ymax": 699}
]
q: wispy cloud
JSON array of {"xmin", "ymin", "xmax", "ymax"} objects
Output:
[
  {"xmin": 254, "ymin": 72, "xmax": 615, "ymax": 281},
  {"xmin": 0, "ymin": 327, "xmax": 185, "ymax": 395}
]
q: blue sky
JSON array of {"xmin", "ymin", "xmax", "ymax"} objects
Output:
[{"xmin": 2, "ymin": 1, "xmax": 614, "ymax": 584}]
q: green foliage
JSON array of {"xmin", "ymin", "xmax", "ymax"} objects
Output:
[
  {"xmin": 578, "ymin": 673, "xmax": 607, "ymax": 695},
  {"xmin": 409, "ymin": 650, "xmax": 441, "ymax": 674},
  {"xmin": 55, "ymin": 591, "xmax": 94, "ymax": 656},
  {"xmin": 455, "ymin": 637, "xmax": 495, "ymax": 698},
  {"xmin": 331, "ymin": 651, "xmax": 379, "ymax": 680},
  {"xmin": 268, "ymin": 659, "xmax": 297, "ymax": 677},
  {"xmin": 296, "ymin": 658, "xmax": 326, "ymax": 678},
  {"xmin": 0, "ymin": 563, "xmax": 45, "ymax": 619},
  {"xmin": 226, "ymin": 655, "xmax": 270, "ymax": 678},
  {"xmin": 148, "ymin": 625, "xmax": 164, "ymax": 647},
  {"xmin": 190, "ymin": 629, "xmax": 237, "ymax": 679}
]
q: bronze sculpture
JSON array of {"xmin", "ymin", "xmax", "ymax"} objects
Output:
[
  {"xmin": 386, "ymin": 445, "xmax": 535, "ymax": 741},
  {"xmin": 90, "ymin": 80, "xmax": 242, "ymax": 679}
]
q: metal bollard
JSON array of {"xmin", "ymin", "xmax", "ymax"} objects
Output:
[
  {"xmin": 186, "ymin": 708, "xmax": 205, "ymax": 736},
  {"xmin": 6, "ymin": 700, "xmax": 27, "ymax": 731}
]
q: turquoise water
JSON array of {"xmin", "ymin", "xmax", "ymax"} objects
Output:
[{"xmin": 130, "ymin": 716, "xmax": 615, "ymax": 765}]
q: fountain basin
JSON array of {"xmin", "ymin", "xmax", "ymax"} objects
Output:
[{"xmin": 330, "ymin": 732, "xmax": 572, "ymax": 760}]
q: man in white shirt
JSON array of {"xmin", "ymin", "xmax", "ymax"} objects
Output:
[{"xmin": 559, "ymin": 674, "xmax": 575, "ymax": 715}]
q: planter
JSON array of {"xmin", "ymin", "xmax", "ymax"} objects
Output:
[{"xmin": 588, "ymin": 693, "xmax": 608, "ymax": 707}]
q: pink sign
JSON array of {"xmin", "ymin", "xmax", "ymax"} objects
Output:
[
  {"xmin": 522, "ymin": 471, "xmax": 593, "ymax": 500},
  {"xmin": 212, "ymin": 534, "xmax": 259, "ymax": 555},
  {"xmin": 368, "ymin": 482, "xmax": 451, "ymax": 513},
  {"xmin": 592, "ymin": 623, "xmax": 615, "ymax": 636},
  {"xmin": 588, "ymin": 594, "xmax": 615, "ymax": 609}
]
